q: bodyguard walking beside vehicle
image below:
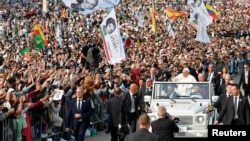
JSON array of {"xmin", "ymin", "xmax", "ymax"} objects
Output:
[
  {"xmin": 151, "ymin": 106, "xmax": 179, "ymax": 141},
  {"xmin": 107, "ymin": 87, "xmax": 122, "ymax": 141}
]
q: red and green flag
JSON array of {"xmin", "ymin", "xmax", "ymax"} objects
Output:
[
  {"xmin": 33, "ymin": 34, "xmax": 44, "ymax": 49},
  {"xmin": 30, "ymin": 24, "xmax": 48, "ymax": 49},
  {"xmin": 19, "ymin": 47, "xmax": 31, "ymax": 60}
]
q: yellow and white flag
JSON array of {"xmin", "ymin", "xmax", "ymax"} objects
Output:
[{"xmin": 151, "ymin": 1, "xmax": 156, "ymax": 33}]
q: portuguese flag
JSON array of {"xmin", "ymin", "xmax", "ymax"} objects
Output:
[
  {"xmin": 31, "ymin": 24, "xmax": 48, "ymax": 49},
  {"xmin": 19, "ymin": 47, "xmax": 31, "ymax": 60}
]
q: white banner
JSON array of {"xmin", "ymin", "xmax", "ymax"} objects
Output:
[
  {"xmin": 55, "ymin": 20, "xmax": 62, "ymax": 48},
  {"xmin": 62, "ymin": 0, "xmax": 120, "ymax": 15},
  {"xmin": 100, "ymin": 8, "xmax": 126, "ymax": 65},
  {"xmin": 188, "ymin": 0, "xmax": 211, "ymax": 43},
  {"xmin": 135, "ymin": 8, "xmax": 144, "ymax": 27},
  {"xmin": 188, "ymin": 0, "xmax": 212, "ymax": 26},
  {"xmin": 165, "ymin": 16, "xmax": 175, "ymax": 39},
  {"xmin": 195, "ymin": 19, "xmax": 211, "ymax": 43},
  {"xmin": 53, "ymin": 89, "xmax": 64, "ymax": 100}
]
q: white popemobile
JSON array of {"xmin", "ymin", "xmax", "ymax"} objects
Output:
[{"xmin": 145, "ymin": 82, "xmax": 218, "ymax": 139}]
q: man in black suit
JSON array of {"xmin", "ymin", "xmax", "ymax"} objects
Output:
[
  {"xmin": 145, "ymin": 78, "xmax": 153, "ymax": 96},
  {"xmin": 125, "ymin": 114, "xmax": 158, "ymax": 141},
  {"xmin": 107, "ymin": 87, "xmax": 122, "ymax": 141},
  {"xmin": 139, "ymin": 78, "xmax": 153, "ymax": 112},
  {"xmin": 205, "ymin": 63, "xmax": 220, "ymax": 95},
  {"xmin": 239, "ymin": 64, "xmax": 250, "ymax": 98},
  {"xmin": 213, "ymin": 83, "xmax": 232, "ymax": 114},
  {"xmin": 138, "ymin": 78, "xmax": 146, "ymax": 114},
  {"xmin": 147, "ymin": 67, "xmax": 159, "ymax": 81},
  {"xmin": 65, "ymin": 87, "xmax": 92, "ymax": 141},
  {"xmin": 122, "ymin": 83, "xmax": 140, "ymax": 133},
  {"xmin": 214, "ymin": 84, "xmax": 250, "ymax": 125},
  {"xmin": 151, "ymin": 106, "xmax": 179, "ymax": 141},
  {"xmin": 218, "ymin": 74, "xmax": 232, "ymax": 96}
]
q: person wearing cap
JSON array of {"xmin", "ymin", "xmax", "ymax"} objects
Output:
[
  {"xmin": 173, "ymin": 67, "xmax": 197, "ymax": 83},
  {"xmin": 178, "ymin": 60, "xmax": 197, "ymax": 81},
  {"xmin": 0, "ymin": 99, "xmax": 15, "ymax": 121},
  {"xmin": 173, "ymin": 67, "xmax": 197, "ymax": 96}
]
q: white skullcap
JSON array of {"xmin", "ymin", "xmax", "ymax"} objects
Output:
[{"xmin": 183, "ymin": 67, "xmax": 190, "ymax": 73}]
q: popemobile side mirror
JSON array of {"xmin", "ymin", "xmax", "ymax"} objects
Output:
[{"xmin": 211, "ymin": 96, "xmax": 219, "ymax": 104}]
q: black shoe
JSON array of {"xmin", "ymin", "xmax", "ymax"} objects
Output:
[{"xmin": 105, "ymin": 128, "xmax": 110, "ymax": 134}]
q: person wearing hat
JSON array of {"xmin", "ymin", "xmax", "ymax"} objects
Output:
[
  {"xmin": 173, "ymin": 67, "xmax": 197, "ymax": 96},
  {"xmin": 0, "ymin": 98, "xmax": 15, "ymax": 121}
]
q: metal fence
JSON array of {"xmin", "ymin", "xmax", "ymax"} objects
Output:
[{"xmin": 0, "ymin": 95, "xmax": 108, "ymax": 141}]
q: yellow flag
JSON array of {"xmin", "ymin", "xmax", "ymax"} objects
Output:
[{"xmin": 151, "ymin": 2, "xmax": 156, "ymax": 33}]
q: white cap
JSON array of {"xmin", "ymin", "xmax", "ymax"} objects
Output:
[
  {"xmin": 3, "ymin": 101, "xmax": 11, "ymax": 110},
  {"xmin": 183, "ymin": 67, "xmax": 190, "ymax": 73}
]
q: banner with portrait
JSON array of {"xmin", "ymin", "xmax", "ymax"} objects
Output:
[
  {"xmin": 62, "ymin": 0, "xmax": 120, "ymax": 15},
  {"xmin": 100, "ymin": 8, "xmax": 126, "ymax": 65},
  {"xmin": 53, "ymin": 89, "xmax": 64, "ymax": 101}
]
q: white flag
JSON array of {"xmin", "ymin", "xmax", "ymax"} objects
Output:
[
  {"xmin": 165, "ymin": 16, "xmax": 175, "ymax": 39},
  {"xmin": 62, "ymin": 0, "xmax": 120, "ymax": 15},
  {"xmin": 188, "ymin": 0, "xmax": 212, "ymax": 26},
  {"xmin": 100, "ymin": 8, "xmax": 126, "ymax": 65},
  {"xmin": 195, "ymin": 20, "xmax": 211, "ymax": 43},
  {"xmin": 135, "ymin": 8, "xmax": 144, "ymax": 27},
  {"xmin": 55, "ymin": 20, "xmax": 62, "ymax": 48},
  {"xmin": 188, "ymin": 0, "xmax": 212, "ymax": 43}
]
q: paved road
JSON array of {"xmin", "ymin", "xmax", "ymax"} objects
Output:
[
  {"xmin": 85, "ymin": 130, "xmax": 110, "ymax": 141},
  {"xmin": 84, "ymin": 74, "xmax": 242, "ymax": 141}
]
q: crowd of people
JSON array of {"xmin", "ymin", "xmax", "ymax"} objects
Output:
[{"xmin": 0, "ymin": 0, "xmax": 250, "ymax": 141}]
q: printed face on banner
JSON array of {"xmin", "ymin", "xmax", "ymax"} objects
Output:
[
  {"xmin": 53, "ymin": 89, "xmax": 64, "ymax": 100},
  {"xmin": 103, "ymin": 17, "xmax": 116, "ymax": 35},
  {"xmin": 63, "ymin": 0, "xmax": 120, "ymax": 14}
]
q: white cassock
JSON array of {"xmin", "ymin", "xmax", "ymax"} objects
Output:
[{"xmin": 173, "ymin": 74, "xmax": 197, "ymax": 96}]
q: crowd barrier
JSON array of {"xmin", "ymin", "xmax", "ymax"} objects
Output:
[{"xmin": 0, "ymin": 93, "xmax": 108, "ymax": 141}]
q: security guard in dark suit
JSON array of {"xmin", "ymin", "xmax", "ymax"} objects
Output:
[
  {"xmin": 125, "ymin": 114, "xmax": 158, "ymax": 141},
  {"xmin": 151, "ymin": 106, "xmax": 179, "ymax": 141},
  {"xmin": 107, "ymin": 87, "xmax": 122, "ymax": 141},
  {"xmin": 121, "ymin": 83, "xmax": 140, "ymax": 133}
]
